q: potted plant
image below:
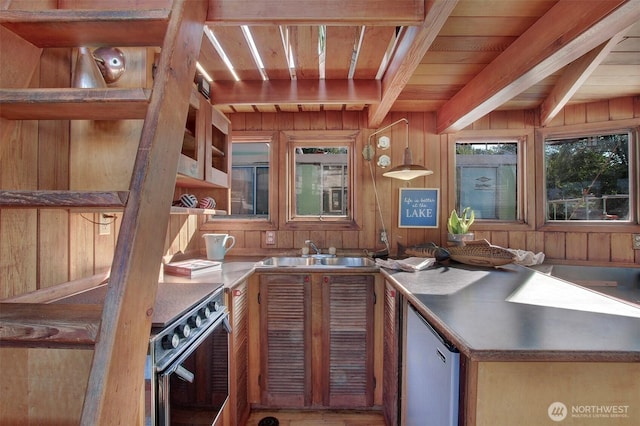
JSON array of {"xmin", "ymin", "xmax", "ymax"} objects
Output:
[{"xmin": 447, "ymin": 207, "xmax": 475, "ymax": 246}]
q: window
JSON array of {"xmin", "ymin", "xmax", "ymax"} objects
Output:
[
  {"xmin": 454, "ymin": 138, "xmax": 523, "ymax": 221},
  {"xmin": 213, "ymin": 132, "xmax": 277, "ymax": 227},
  {"xmin": 230, "ymin": 143, "xmax": 269, "ymax": 217},
  {"xmin": 544, "ymin": 130, "xmax": 633, "ymax": 222},
  {"xmin": 294, "ymin": 147, "xmax": 348, "ymax": 216},
  {"xmin": 284, "ymin": 130, "xmax": 358, "ymax": 226}
]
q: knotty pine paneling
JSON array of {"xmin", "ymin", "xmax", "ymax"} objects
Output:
[
  {"xmin": 3, "ymin": 90, "xmax": 640, "ymax": 299},
  {"xmin": 201, "ymin": 103, "xmax": 639, "ymax": 266},
  {"xmin": 611, "ymin": 233, "xmax": 636, "ymax": 264},
  {"xmin": 565, "ymin": 232, "xmax": 588, "ymax": 261}
]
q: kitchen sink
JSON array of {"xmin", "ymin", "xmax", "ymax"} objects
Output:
[
  {"xmin": 320, "ymin": 257, "xmax": 376, "ymax": 267},
  {"xmin": 261, "ymin": 257, "xmax": 319, "ymax": 266},
  {"xmin": 260, "ymin": 256, "xmax": 376, "ymax": 268}
]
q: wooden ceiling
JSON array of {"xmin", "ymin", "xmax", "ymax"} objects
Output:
[{"xmin": 201, "ymin": 0, "xmax": 640, "ymax": 132}]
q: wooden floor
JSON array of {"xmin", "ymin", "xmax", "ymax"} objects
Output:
[{"xmin": 245, "ymin": 409, "xmax": 387, "ymax": 426}]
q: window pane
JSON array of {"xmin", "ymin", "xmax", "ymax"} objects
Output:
[
  {"xmin": 455, "ymin": 142, "xmax": 518, "ymax": 220},
  {"xmin": 229, "ymin": 142, "xmax": 269, "ymax": 218},
  {"xmin": 545, "ymin": 132, "xmax": 630, "ymax": 221},
  {"xmin": 295, "ymin": 146, "xmax": 348, "ymax": 217}
]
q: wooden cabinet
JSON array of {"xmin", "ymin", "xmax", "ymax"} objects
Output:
[
  {"xmin": 258, "ymin": 273, "xmax": 312, "ymax": 407},
  {"xmin": 382, "ymin": 280, "xmax": 401, "ymax": 426},
  {"xmin": 322, "ymin": 274, "xmax": 375, "ymax": 407},
  {"xmin": 175, "ymin": 87, "xmax": 231, "ymax": 190},
  {"xmin": 206, "ymin": 104, "xmax": 231, "ymax": 187},
  {"xmin": 176, "ymin": 88, "xmax": 205, "ymax": 182},
  {"xmin": 255, "ymin": 272, "xmax": 377, "ymax": 409},
  {"xmin": 224, "ymin": 280, "xmax": 250, "ymax": 426},
  {"xmin": 469, "ymin": 361, "xmax": 640, "ymax": 426}
]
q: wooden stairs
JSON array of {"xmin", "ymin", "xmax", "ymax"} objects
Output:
[{"xmin": 0, "ymin": 1, "xmax": 208, "ymax": 424}]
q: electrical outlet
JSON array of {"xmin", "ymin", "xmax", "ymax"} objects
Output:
[
  {"xmin": 99, "ymin": 214, "xmax": 111, "ymax": 236},
  {"xmin": 265, "ymin": 231, "xmax": 276, "ymax": 245},
  {"xmin": 633, "ymin": 234, "xmax": 640, "ymax": 250},
  {"xmin": 380, "ymin": 231, "xmax": 388, "ymax": 243}
]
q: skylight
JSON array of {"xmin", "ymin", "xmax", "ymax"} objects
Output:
[
  {"xmin": 241, "ymin": 25, "xmax": 268, "ymax": 81},
  {"xmin": 279, "ymin": 25, "xmax": 297, "ymax": 80},
  {"xmin": 203, "ymin": 26, "xmax": 240, "ymax": 82}
]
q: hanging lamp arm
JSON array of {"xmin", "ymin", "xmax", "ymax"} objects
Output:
[{"xmin": 363, "ymin": 118, "xmax": 409, "ymax": 161}]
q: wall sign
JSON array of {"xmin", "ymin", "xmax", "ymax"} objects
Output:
[{"xmin": 398, "ymin": 188, "xmax": 439, "ymax": 228}]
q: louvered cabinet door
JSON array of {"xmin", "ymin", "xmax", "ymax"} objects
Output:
[
  {"xmin": 259, "ymin": 274, "xmax": 312, "ymax": 407},
  {"xmin": 322, "ymin": 274, "xmax": 375, "ymax": 407},
  {"xmin": 383, "ymin": 280, "xmax": 401, "ymax": 425},
  {"xmin": 227, "ymin": 280, "xmax": 250, "ymax": 426}
]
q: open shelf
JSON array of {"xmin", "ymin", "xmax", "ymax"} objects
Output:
[{"xmin": 170, "ymin": 206, "xmax": 227, "ymax": 215}]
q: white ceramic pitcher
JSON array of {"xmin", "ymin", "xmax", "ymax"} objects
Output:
[{"xmin": 203, "ymin": 233, "xmax": 235, "ymax": 260}]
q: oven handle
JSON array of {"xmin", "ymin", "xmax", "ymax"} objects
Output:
[
  {"xmin": 159, "ymin": 311, "xmax": 230, "ymax": 378},
  {"xmin": 175, "ymin": 364, "xmax": 194, "ymax": 383}
]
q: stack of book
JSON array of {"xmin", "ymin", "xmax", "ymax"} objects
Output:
[{"xmin": 163, "ymin": 259, "xmax": 222, "ymax": 277}]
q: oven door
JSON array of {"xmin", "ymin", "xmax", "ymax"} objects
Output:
[{"xmin": 157, "ymin": 313, "xmax": 231, "ymax": 426}]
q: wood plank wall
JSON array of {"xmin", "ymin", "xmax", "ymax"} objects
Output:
[
  {"xmin": 2, "ymin": 93, "xmax": 639, "ymax": 298},
  {"xmin": 196, "ymin": 99, "xmax": 640, "ymax": 266}
]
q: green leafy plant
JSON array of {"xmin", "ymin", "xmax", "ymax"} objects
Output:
[{"xmin": 447, "ymin": 207, "xmax": 475, "ymax": 234}]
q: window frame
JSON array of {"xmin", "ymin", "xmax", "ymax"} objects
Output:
[
  {"xmin": 536, "ymin": 121, "xmax": 640, "ymax": 232},
  {"xmin": 281, "ymin": 130, "xmax": 361, "ymax": 230},
  {"xmin": 447, "ymin": 129, "xmax": 535, "ymax": 232},
  {"xmin": 203, "ymin": 131, "xmax": 278, "ymax": 231}
]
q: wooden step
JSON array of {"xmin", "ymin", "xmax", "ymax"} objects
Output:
[
  {"xmin": 0, "ymin": 9, "xmax": 170, "ymax": 47},
  {"xmin": 0, "ymin": 88, "xmax": 151, "ymax": 120},
  {"xmin": 0, "ymin": 303, "xmax": 102, "ymax": 349},
  {"xmin": 0, "ymin": 190, "xmax": 129, "ymax": 209}
]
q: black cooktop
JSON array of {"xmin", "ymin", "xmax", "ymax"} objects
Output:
[{"xmin": 54, "ymin": 281, "xmax": 223, "ymax": 328}]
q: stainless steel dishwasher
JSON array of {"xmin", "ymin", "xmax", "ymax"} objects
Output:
[{"xmin": 405, "ymin": 304, "xmax": 460, "ymax": 426}]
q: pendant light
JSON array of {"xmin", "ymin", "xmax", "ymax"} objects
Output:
[{"xmin": 364, "ymin": 118, "xmax": 433, "ymax": 181}]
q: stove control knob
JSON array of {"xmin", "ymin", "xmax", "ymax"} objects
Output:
[
  {"xmin": 176, "ymin": 324, "xmax": 190, "ymax": 339},
  {"xmin": 162, "ymin": 333, "xmax": 180, "ymax": 349},
  {"xmin": 188, "ymin": 315, "xmax": 202, "ymax": 329},
  {"xmin": 208, "ymin": 300, "xmax": 220, "ymax": 312},
  {"xmin": 200, "ymin": 306, "xmax": 212, "ymax": 319}
]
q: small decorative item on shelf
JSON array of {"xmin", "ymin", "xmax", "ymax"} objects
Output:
[
  {"xmin": 172, "ymin": 193, "xmax": 198, "ymax": 208},
  {"xmin": 447, "ymin": 207, "xmax": 475, "ymax": 246},
  {"xmin": 93, "ymin": 47, "xmax": 126, "ymax": 84},
  {"xmin": 198, "ymin": 196, "xmax": 216, "ymax": 210},
  {"xmin": 72, "ymin": 47, "xmax": 107, "ymax": 88}
]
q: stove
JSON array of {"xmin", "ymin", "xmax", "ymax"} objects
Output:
[
  {"xmin": 149, "ymin": 283, "xmax": 225, "ymax": 370},
  {"xmin": 55, "ymin": 280, "xmax": 230, "ymax": 425}
]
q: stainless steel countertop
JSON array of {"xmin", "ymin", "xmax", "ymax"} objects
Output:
[{"xmin": 382, "ymin": 263, "xmax": 640, "ymax": 362}]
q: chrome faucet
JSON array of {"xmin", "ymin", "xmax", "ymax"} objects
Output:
[{"xmin": 305, "ymin": 240, "xmax": 321, "ymax": 255}]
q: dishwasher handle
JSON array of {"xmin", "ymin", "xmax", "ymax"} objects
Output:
[{"xmin": 409, "ymin": 304, "xmax": 458, "ymax": 353}]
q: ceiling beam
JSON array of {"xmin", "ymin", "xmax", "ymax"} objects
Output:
[
  {"xmin": 539, "ymin": 28, "xmax": 630, "ymax": 127},
  {"xmin": 206, "ymin": 0, "xmax": 425, "ymax": 26},
  {"xmin": 367, "ymin": 0, "xmax": 458, "ymax": 128},
  {"xmin": 209, "ymin": 79, "xmax": 381, "ymax": 105},
  {"xmin": 436, "ymin": 0, "xmax": 640, "ymax": 134}
]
